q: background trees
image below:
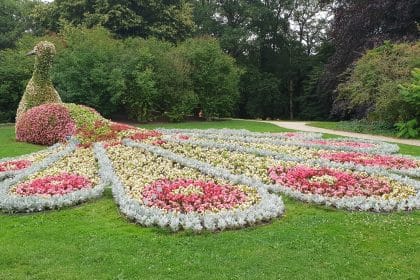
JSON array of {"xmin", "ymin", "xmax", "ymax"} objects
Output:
[{"xmin": 0, "ymin": 0, "xmax": 419, "ymax": 131}]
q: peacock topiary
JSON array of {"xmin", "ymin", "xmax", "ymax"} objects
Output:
[{"xmin": 16, "ymin": 41, "xmax": 138, "ymax": 146}]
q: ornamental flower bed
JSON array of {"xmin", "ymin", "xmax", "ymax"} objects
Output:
[
  {"xmin": 163, "ymin": 129, "xmax": 399, "ymax": 154},
  {"xmin": 100, "ymin": 143, "xmax": 284, "ymax": 232},
  {"xmin": 1, "ymin": 143, "xmax": 105, "ymax": 212}
]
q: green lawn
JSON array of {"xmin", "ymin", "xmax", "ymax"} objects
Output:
[{"xmin": 1, "ymin": 120, "xmax": 419, "ymax": 279}]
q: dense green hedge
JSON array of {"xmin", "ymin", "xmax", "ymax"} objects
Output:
[{"xmin": 0, "ymin": 26, "xmax": 240, "ymax": 123}]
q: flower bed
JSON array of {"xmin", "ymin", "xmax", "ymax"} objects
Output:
[
  {"xmin": 97, "ymin": 142, "xmax": 284, "ymax": 232},
  {"xmin": 0, "ymin": 142, "xmax": 105, "ymax": 212},
  {"xmin": 155, "ymin": 134, "xmax": 420, "ymax": 211},
  {"xmin": 161, "ymin": 129, "xmax": 399, "ymax": 154}
]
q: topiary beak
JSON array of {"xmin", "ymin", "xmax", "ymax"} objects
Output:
[{"xmin": 26, "ymin": 49, "xmax": 36, "ymax": 56}]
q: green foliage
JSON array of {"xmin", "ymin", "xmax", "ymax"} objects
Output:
[
  {"xmin": 52, "ymin": 26, "xmax": 125, "ymax": 117},
  {"xmin": 178, "ymin": 38, "xmax": 240, "ymax": 119},
  {"xmin": 395, "ymin": 68, "xmax": 420, "ymax": 138},
  {"xmin": 0, "ymin": 0, "xmax": 34, "ymax": 49},
  {"xmin": 31, "ymin": 0, "xmax": 195, "ymax": 42},
  {"xmin": 337, "ymin": 41, "xmax": 420, "ymax": 124},
  {"xmin": 395, "ymin": 119, "xmax": 419, "ymax": 139}
]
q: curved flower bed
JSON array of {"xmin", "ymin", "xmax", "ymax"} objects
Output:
[
  {"xmin": 157, "ymin": 135, "xmax": 420, "ymax": 211},
  {"xmin": 98, "ymin": 142, "xmax": 284, "ymax": 232},
  {"xmin": 158, "ymin": 128, "xmax": 323, "ymax": 140},
  {"xmin": 0, "ymin": 142, "xmax": 105, "ymax": 213},
  {"xmin": 162, "ymin": 129, "xmax": 399, "ymax": 154}
]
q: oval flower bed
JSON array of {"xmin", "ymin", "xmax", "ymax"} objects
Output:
[
  {"xmin": 268, "ymin": 164, "xmax": 419, "ymax": 211},
  {"xmin": 100, "ymin": 144, "xmax": 284, "ymax": 232},
  {"xmin": 0, "ymin": 145, "xmax": 105, "ymax": 212}
]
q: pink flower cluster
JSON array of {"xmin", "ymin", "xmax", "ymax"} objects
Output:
[
  {"xmin": 16, "ymin": 103, "xmax": 76, "ymax": 145},
  {"xmin": 268, "ymin": 165, "xmax": 392, "ymax": 198},
  {"xmin": 14, "ymin": 172, "xmax": 92, "ymax": 196},
  {"xmin": 141, "ymin": 179, "xmax": 248, "ymax": 213},
  {"xmin": 130, "ymin": 130, "xmax": 162, "ymax": 141},
  {"xmin": 0, "ymin": 160, "xmax": 31, "ymax": 172},
  {"xmin": 319, "ymin": 152, "xmax": 418, "ymax": 169},
  {"xmin": 178, "ymin": 134, "xmax": 190, "ymax": 140},
  {"xmin": 305, "ymin": 139, "xmax": 374, "ymax": 148}
]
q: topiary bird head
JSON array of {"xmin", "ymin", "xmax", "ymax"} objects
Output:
[{"xmin": 26, "ymin": 41, "xmax": 56, "ymax": 83}]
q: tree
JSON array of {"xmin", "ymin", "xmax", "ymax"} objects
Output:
[
  {"xmin": 0, "ymin": 0, "xmax": 34, "ymax": 49},
  {"xmin": 31, "ymin": 0, "xmax": 196, "ymax": 41}
]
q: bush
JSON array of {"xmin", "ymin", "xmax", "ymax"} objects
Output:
[
  {"xmin": 52, "ymin": 26, "xmax": 125, "ymax": 117},
  {"xmin": 16, "ymin": 103, "xmax": 75, "ymax": 145},
  {"xmin": 337, "ymin": 41, "xmax": 420, "ymax": 124},
  {"xmin": 395, "ymin": 68, "xmax": 420, "ymax": 138},
  {"xmin": 178, "ymin": 37, "xmax": 240, "ymax": 119}
]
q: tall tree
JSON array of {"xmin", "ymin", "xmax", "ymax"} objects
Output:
[
  {"xmin": 31, "ymin": 0, "xmax": 196, "ymax": 41},
  {"xmin": 0, "ymin": 0, "xmax": 34, "ymax": 49}
]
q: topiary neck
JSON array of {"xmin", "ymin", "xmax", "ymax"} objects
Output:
[{"xmin": 32, "ymin": 56, "xmax": 53, "ymax": 85}]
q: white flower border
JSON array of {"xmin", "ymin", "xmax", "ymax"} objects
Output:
[
  {"xmin": 160, "ymin": 129, "xmax": 400, "ymax": 154},
  {"xmin": 0, "ymin": 143, "xmax": 62, "ymax": 181},
  {"xmin": 158, "ymin": 128, "xmax": 323, "ymax": 140},
  {"xmin": 94, "ymin": 140, "xmax": 284, "ymax": 232},
  {"xmin": 0, "ymin": 140, "xmax": 106, "ymax": 213},
  {"xmin": 160, "ymin": 136, "xmax": 420, "ymax": 212}
]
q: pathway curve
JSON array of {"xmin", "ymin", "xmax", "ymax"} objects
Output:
[{"xmin": 262, "ymin": 121, "xmax": 420, "ymax": 147}]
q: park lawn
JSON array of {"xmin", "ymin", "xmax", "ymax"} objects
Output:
[{"xmin": 0, "ymin": 120, "xmax": 419, "ymax": 279}]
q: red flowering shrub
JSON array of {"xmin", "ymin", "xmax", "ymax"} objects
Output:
[{"xmin": 16, "ymin": 103, "xmax": 76, "ymax": 145}]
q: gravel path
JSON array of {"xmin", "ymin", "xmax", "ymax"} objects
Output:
[{"xmin": 263, "ymin": 121, "xmax": 420, "ymax": 147}]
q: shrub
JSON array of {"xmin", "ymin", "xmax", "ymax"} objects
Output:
[
  {"xmin": 16, "ymin": 103, "xmax": 75, "ymax": 145},
  {"xmin": 178, "ymin": 37, "xmax": 240, "ymax": 119},
  {"xmin": 337, "ymin": 41, "xmax": 420, "ymax": 123}
]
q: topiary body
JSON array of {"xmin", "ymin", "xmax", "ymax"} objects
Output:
[{"xmin": 16, "ymin": 41, "xmax": 62, "ymax": 121}]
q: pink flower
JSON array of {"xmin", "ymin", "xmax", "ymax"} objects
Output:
[
  {"xmin": 318, "ymin": 151, "xmax": 418, "ymax": 169},
  {"xmin": 14, "ymin": 172, "xmax": 92, "ymax": 196},
  {"xmin": 0, "ymin": 160, "xmax": 31, "ymax": 172},
  {"xmin": 268, "ymin": 165, "xmax": 392, "ymax": 198},
  {"xmin": 141, "ymin": 179, "xmax": 249, "ymax": 213}
]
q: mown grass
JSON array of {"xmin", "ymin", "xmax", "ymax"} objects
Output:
[{"xmin": 1, "ymin": 120, "xmax": 419, "ymax": 280}]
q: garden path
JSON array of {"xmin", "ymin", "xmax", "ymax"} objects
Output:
[{"xmin": 263, "ymin": 121, "xmax": 420, "ymax": 147}]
